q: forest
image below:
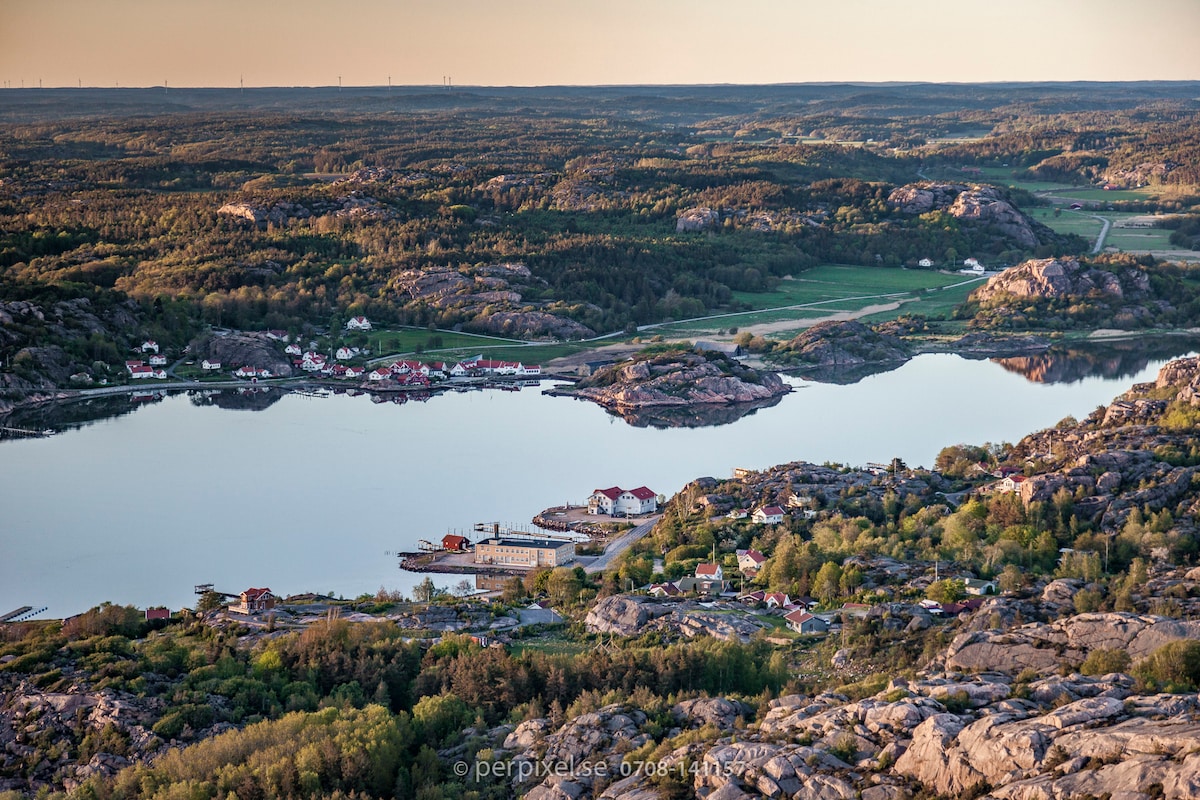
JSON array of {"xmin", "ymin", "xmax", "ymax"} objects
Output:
[{"xmin": 3, "ymin": 82, "xmax": 1200, "ymax": 384}]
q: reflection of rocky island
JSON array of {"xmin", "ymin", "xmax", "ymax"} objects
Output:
[
  {"xmin": 553, "ymin": 349, "xmax": 790, "ymax": 423},
  {"xmin": 187, "ymin": 387, "xmax": 286, "ymax": 412},
  {"xmin": 0, "ymin": 392, "xmax": 158, "ymax": 438},
  {"xmin": 992, "ymin": 337, "xmax": 1200, "ymax": 384},
  {"xmin": 602, "ymin": 392, "xmax": 787, "ymax": 429}
]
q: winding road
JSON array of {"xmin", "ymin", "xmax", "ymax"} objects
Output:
[{"xmin": 584, "ymin": 515, "xmax": 661, "ymax": 574}]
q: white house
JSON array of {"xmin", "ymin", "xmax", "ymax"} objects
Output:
[
  {"xmin": 999, "ymin": 475, "xmax": 1026, "ymax": 493},
  {"xmin": 285, "ymin": 343, "xmax": 302, "ymax": 356},
  {"xmin": 346, "ymin": 316, "xmax": 372, "ymax": 331},
  {"xmin": 695, "ymin": 563, "xmax": 723, "ymax": 581},
  {"xmin": 265, "ymin": 330, "xmax": 289, "ymax": 342},
  {"xmin": 918, "ymin": 258, "xmax": 934, "ymax": 268},
  {"xmin": 148, "ymin": 354, "xmax": 167, "ymax": 366},
  {"xmin": 129, "ymin": 365, "xmax": 153, "ymax": 379},
  {"xmin": 201, "ymin": 359, "xmax": 221, "ymax": 371},
  {"xmin": 449, "ymin": 362, "xmax": 470, "ymax": 377},
  {"xmin": 516, "ymin": 363, "xmax": 542, "ymax": 376},
  {"xmin": 753, "ymin": 506, "xmax": 785, "ymax": 525},
  {"xmin": 368, "ymin": 367, "xmax": 392, "ymax": 381},
  {"xmin": 140, "ymin": 340, "xmax": 159, "ymax": 353},
  {"xmin": 235, "ymin": 365, "xmax": 266, "ymax": 379},
  {"xmin": 344, "ymin": 366, "xmax": 365, "ymax": 379},
  {"xmin": 152, "ymin": 368, "xmax": 168, "ymax": 379},
  {"xmin": 964, "ymin": 578, "xmax": 997, "ymax": 596},
  {"xmin": 588, "ymin": 486, "xmax": 658, "ymax": 516},
  {"xmin": 335, "ymin": 347, "xmax": 356, "ymax": 361}
]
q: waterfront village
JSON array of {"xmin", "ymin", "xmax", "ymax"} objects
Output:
[
  {"xmin": 119, "ymin": 318, "xmax": 542, "ymax": 388},
  {"xmin": 176, "ymin": 461, "xmax": 1031, "ymax": 649}
]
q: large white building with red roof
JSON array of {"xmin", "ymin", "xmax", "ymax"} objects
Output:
[{"xmin": 587, "ymin": 485, "xmax": 658, "ymax": 516}]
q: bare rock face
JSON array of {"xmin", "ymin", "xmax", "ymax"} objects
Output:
[
  {"xmin": 676, "ymin": 207, "xmax": 720, "ymax": 232},
  {"xmin": 199, "ymin": 332, "xmax": 294, "ymax": 377},
  {"xmin": 887, "ymin": 183, "xmax": 1041, "ymax": 248},
  {"xmin": 943, "ymin": 612, "xmax": 1200, "ymax": 673},
  {"xmin": 672, "ymin": 698, "xmax": 750, "ymax": 730},
  {"xmin": 584, "ymin": 596, "xmax": 674, "ymax": 636},
  {"xmin": 782, "ymin": 320, "xmax": 911, "ymax": 370},
  {"xmin": 971, "ymin": 258, "xmax": 1142, "ymax": 305},
  {"xmin": 570, "ymin": 352, "xmax": 790, "ymax": 410}
]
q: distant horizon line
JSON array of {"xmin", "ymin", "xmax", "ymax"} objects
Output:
[{"xmin": 4, "ymin": 78, "xmax": 1200, "ymax": 91}]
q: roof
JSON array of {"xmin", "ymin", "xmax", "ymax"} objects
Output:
[
  {"xmin": 765, "ymin": 592, "xmax": 790, "ymax": 605},
  {"xmin": 739, "ymin": 549, "xmax": 767, "ymax": 564},
  {"xmin": 593, "ymin": 487, "xmax": 623, "ymax": 500},
  {"xmin": 695, "ymin": 563, "xmax": 721, "ymax": 576},
  {"xmin": 482, "ymin": 537, "xmax": 572, "ymax": 550},
  {"xmin": 757, "ymin": 506, "xmax": 785, "ymax": 516},
  {"xmin": 242, "ymin": 587, "xmax": 272, "ymax": 599},
  {"xmin": 442, "ymin": 534, "xmax": 469, "ymax": 547},
  {"xmin": 628, "ymin": 486, "xmax": 656, "ymax": 500},
  {"xmin": 784, "ymin": 609, "xmax": 816, "ymax": 624}
]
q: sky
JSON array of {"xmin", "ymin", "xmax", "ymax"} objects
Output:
[{"xmin": 1, "ymin": 0, "xmax": 1199, "ymax": 88}]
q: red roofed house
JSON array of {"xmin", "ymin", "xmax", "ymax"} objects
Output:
[
  {"xmin": 231, "ymin": 588, "xmax": 276, "ymax": 615},
  {"xmin": 345, "ymin": 316, "xmax": 372, "ymax": 331},
  {"xmin": 129, "ymin": 365, "xmax": 154, "ymax": 379},
  {"xmin": 753, "ymin": 506, "xmax": 785, "ymax": 525},
  {"xmin": 140, "ymin": 340, "xmax": 159, "ymax": 353},
  {"xmin": 201, "ymin": 359, "xmax": 222, "ymax": 371},
  {"xmin": 516, "ymin": 363, "xmax": 541, "ymax": 376},
  {"xmin": 737, "ymin": 549, "xmax": 767, "ymax": 573},
  {"xmin": 588, "ymin": 486, "xmax": 658, "ymax": 516},
  {"xmin": 764, "ymin": 592, "xmax": 791, "ymax": 609},
  {"xmin": 368, "ymin": 367, "xmax": 392, "ymax": 381},
  {"xmin": 148, "ymin": 353, "xmax": 167, "ymax": 366},
  {"xmin": 344, "ymin": 366, "xmax": 364, "ymax": 379},
  {"xmin": 125, "ymin": 360, "xmax": 144, "ymax": 372},
  {"xmin": 999, "ymin": 475, "xmax": 1026, "ymax": 493},
  {"xmin": 695, "ymin": 563, "xmax": 724, "ymax": 581},
  {"xmin": 442, "ymin": 534, "xmax": 470, "ymax": 552},
  {"xmin": 144, "ymin": 607, "xmax": 171, "ymax": 621},
  {"xmin": 588, "ymin": 487, "xmax": 623, "ymax": 515},
  {"xmin": 784, "ymin": 609, "xmax": 829, "ymax": 635}
]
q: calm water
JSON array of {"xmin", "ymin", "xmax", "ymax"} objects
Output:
[{"xmin": 0, "ymin": 351, "xmax": 1188, "ymax": 617}]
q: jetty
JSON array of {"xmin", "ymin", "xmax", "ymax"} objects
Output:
[
  {"xmin": 0, "ymin": 426, "xmax": 54, "ymax": 438},
  {"xmin": 0, "ymin": 606, "xmax": 48, "ymax": 622}
]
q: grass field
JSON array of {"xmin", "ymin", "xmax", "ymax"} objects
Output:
[
  {"xmin": 1044, "ymin": 185, "xmax": 1161, "ymax": 202},
  {"xmin": 1026, "ymin": 208, "xmax": 1105, "ymax": 239},
  {"xmin": 971, "ymin": 166, "xmax": 1077, "ymax": 193},
  {"xmin": 733, "ymin": 265, "xmax": 970, "ymax": 310},
  {"xmin": 358, "ymin": 327, "xmax": 523, "ymax": 357},
  {"xmin": 1028, "ymin": 209, "xmax": 1190, "ymax": 253}
]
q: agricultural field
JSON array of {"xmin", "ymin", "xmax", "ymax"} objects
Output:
[{"xmin": 733, "ymin": 265, "xmax": 970, "ymax": 310}]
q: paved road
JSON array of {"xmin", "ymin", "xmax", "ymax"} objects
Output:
[{"xmin": 585, "ymin": 515, "xmax": 661, "ymax": 574}]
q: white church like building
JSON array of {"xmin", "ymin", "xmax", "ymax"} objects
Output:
[{"xmin": 588, "ymin": 486, "xmax": 659, "ymax": 516}]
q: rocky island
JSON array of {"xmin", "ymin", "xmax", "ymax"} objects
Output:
[{"xmin": 554, "ymin": 348, "xmax": 791, "ymax": 420}]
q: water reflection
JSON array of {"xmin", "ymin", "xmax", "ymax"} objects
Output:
[{"xmin": 990, "ymin": 337, "xmax": 1200, "ymax": 385}]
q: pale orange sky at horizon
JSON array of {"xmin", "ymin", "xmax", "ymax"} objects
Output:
[{"xmin": 1, "ymin": 0, "xmax": 1198, "ymax": 88}]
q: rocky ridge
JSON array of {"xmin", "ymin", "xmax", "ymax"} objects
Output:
[
  {"xmin": 1000, "ymin": 355, "xmax": 1200, "ymax": 533},
  {"xmin": 778, "ymin": 320, "xmax": 911, "ymax": 375},
  {"xmin": 390, "ymin": 262, "xmax": 595, "ymax": 339},
  {"xmin": 564, "ymin": 350, "xmax": 790, "ymax": 410},
  {"xmin": 495, "ymin": 670, "xmax": 1200, "ymax": 800},
  {"xmin": 887, "ymin": 182, "xmax": 1050, "ymax": 249}
]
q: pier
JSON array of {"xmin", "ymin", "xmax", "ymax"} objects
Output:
[
  {"xmin": 0, "ymin": 426, "xmax": 54, "ymax": 438},
  {"xmin": 0, "ymin": 606, "xmax": 48, "ymax": 622}
]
